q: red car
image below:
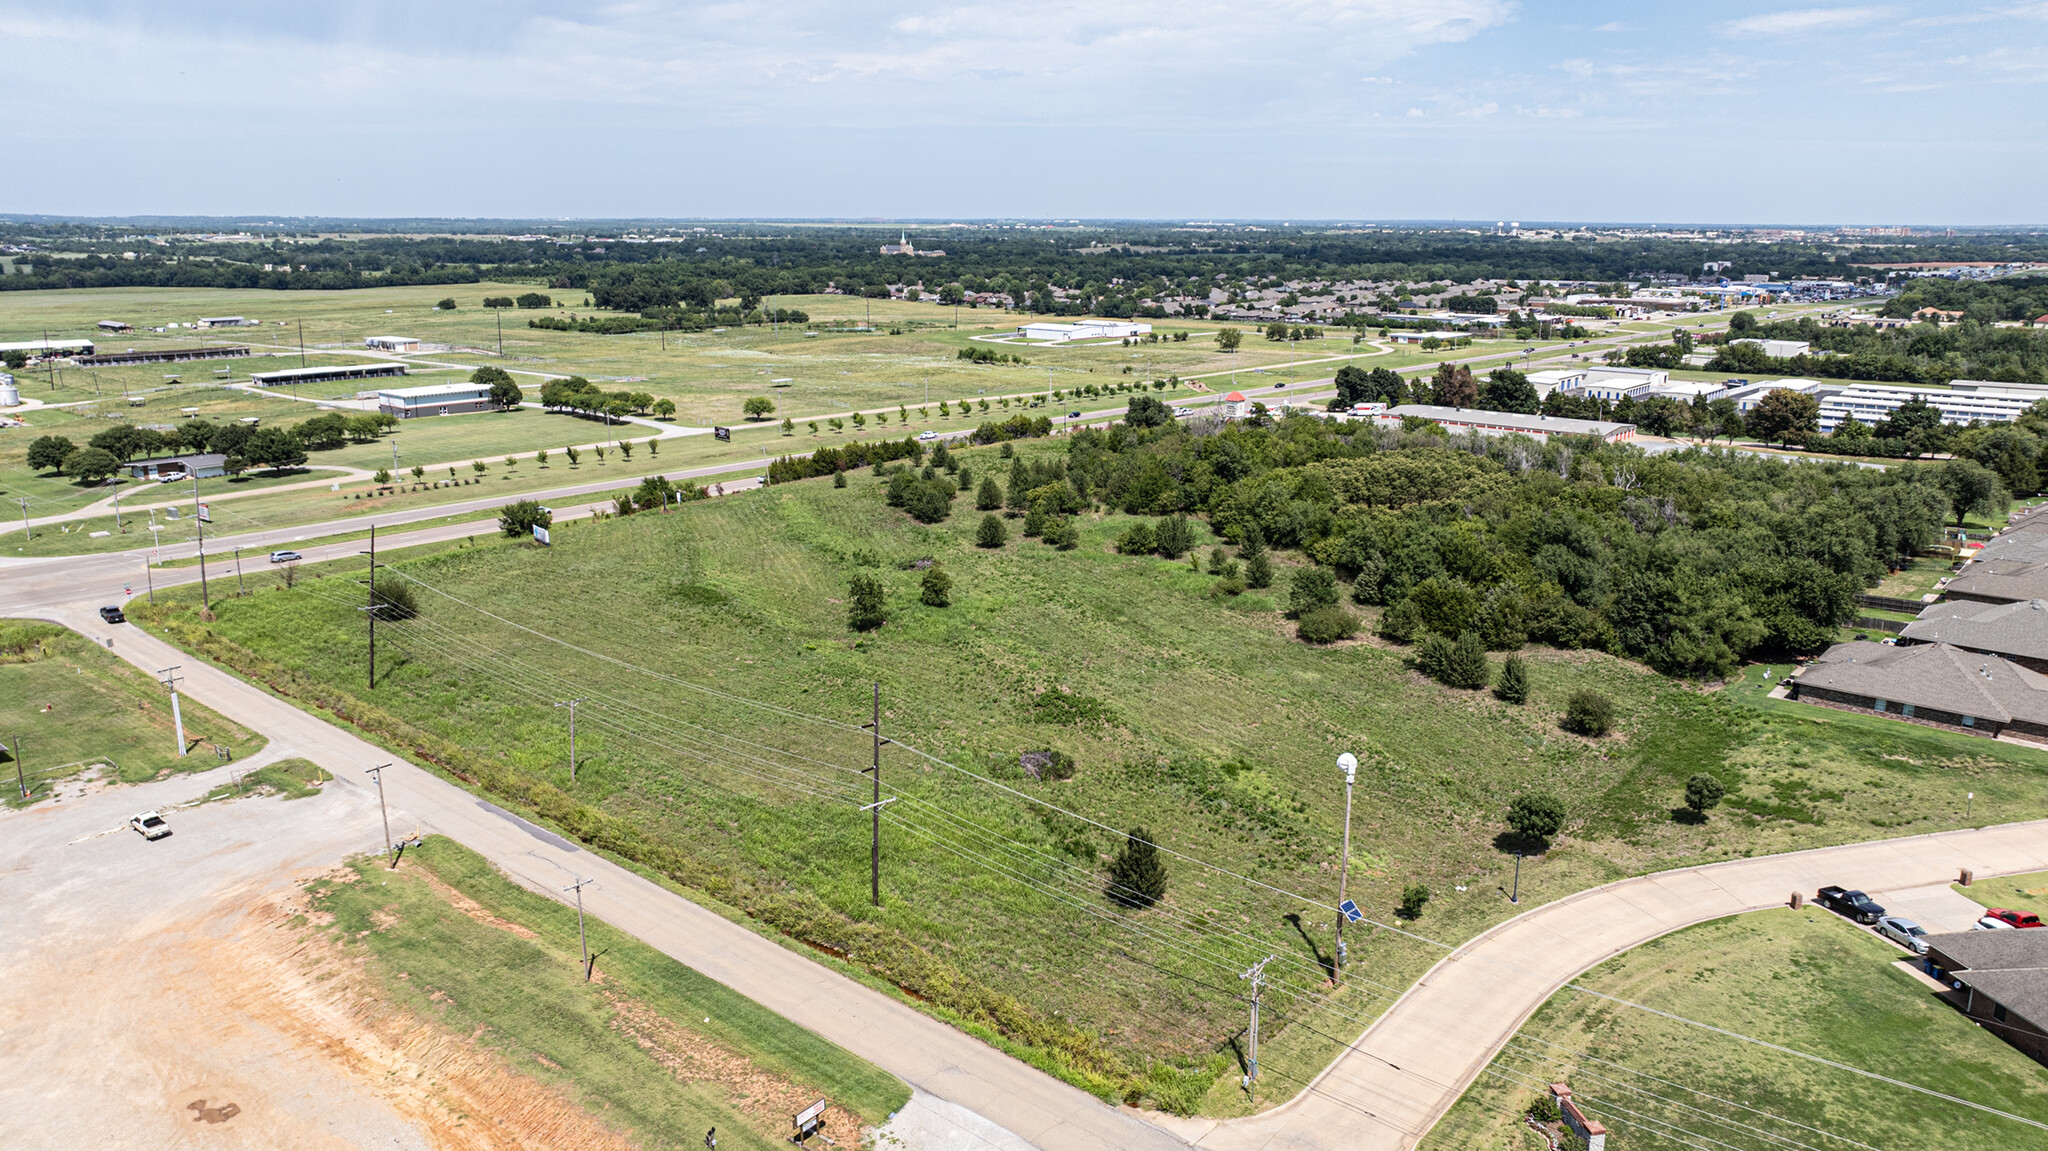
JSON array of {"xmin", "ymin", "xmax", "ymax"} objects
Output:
[{"xmin": 1985, "ymin": 908, "xmax": 2044, "ymax": 929}]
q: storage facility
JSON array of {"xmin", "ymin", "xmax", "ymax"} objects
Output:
[
  {"xmin": 1374, "ymin": 404, "xmax": 1636, "ymax": 443},
  {"xmin": 375, "ymin": 381, "xmax": 494, "ymax": 419},
  {"xmin": 1818, "ymin": 384, "xmax": 2033, "ymax": 432},
  {"xmin": 196, "ymin": 316, "xmax": 256, "ymax": 328},
  {"xmin": 1014, "ymin": 319, "xmax": 1152, "ymax": 342},
  {"xmin": 364, "ymin": 336, "xmax": 422, "ymax": 353},
  {"xmin": 0, "ymin": 338, "xmax": 94, "ymax": 358},
  {"xmin": 250, "ymin": 362, "xmax": 408, "ymax": 388},
  {"xmin": 78, "ymin": 345, "xmax": 251, "ymax": 367}
]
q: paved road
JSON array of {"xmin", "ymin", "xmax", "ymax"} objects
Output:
[
  {"xmin": 1156, "ymin": 820, "xmax": 2048, "ymax": 1150},
  {"xmin": 35, "ymin": 603, "xmax": 1186, "ymax": 1151}
]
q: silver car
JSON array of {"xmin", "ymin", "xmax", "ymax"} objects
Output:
[{"xmin": 1877, "ymin": 916, "xmax": 1929, "ymax": 954}]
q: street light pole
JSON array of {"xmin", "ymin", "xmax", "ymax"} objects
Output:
[
  {"xmin": 1335, "ymin": 753, "xmax": 1357, "ymax": 985},
  {"xmin": 1511, "ymin": 850, "xmax": 1523, "ymax": 904},
  {"xmin": 365, "ymin": 763, "xmax": 394, "ymax": 864}
]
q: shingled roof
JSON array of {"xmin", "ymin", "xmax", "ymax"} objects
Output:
[
  {"xmin": 1943, "ymin": 559, "xmax": 2048, "ymax": 603},
  {"xmin": 1903, "ymin": 598, "xmax": 2048, "ymax": 662},
  {"xmin": 1793, "ymin": 641, "xmax": 2048, "ymax": 725}
]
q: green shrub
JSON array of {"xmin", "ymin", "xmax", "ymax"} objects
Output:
[
  {"xmin": 1296, "ymin": 605, "xmax": 1357, "ymax": 644},
  {"xmin": 370, "ymin": 579, "xmax": 419, "ymax": 621},
  {"xmin": 833, "ymin": 470, "xmax": 848, "ymax": 488},
  {"xmin": 1418, "ymin": 631, "xmax": 1491, "ymax": 689},
  {"xmin": 1563, "ymin": 690, "xmax": 1614, "ymax": 737},
  {"xmin": 1045, "ymin": 519, "xmax": 1080, "ymax": 550},
  {"xmin": 977, "ymin": 514, "xmax": 1008, "ymax": 548},
  {"xmin": 498, "ymin": 499, "xmax": 552, "ymax": 538},
  {"xmin": 920, "ymin": 566, "xmax": 953, "ymax": 608},
  {"xmin": 1118, "ymin": 522, "xmax": 1156, "ymax": 555},
  {"xmin": 977, "ymin": 476, "xmax": 1004, "ymax": 510},
  {"xmin": 1154, "ymin": 513, "xmax": 1194, "ymax": 559},
  {"xmin": 1508, "ymin": 792, "xmax": 1567, "ymax": 840},
  {"xmin": 1106, "ymin": 827, "xmax": 1167, "ymax": 909},
  {"xmin": 1494, "ymin": 654, "xmax": 1529, "ymax": 704},
  {"xmin": 1684, "ymin": 772, "xmax": 1727, "ymax": 818},
  {"xmin": 1379, "ymin": 597, "xmax": 1422, "ymax": 643},
  {"xmin": 1287, "ymin": 567, "xmax": 1340, "ymax": 618},
  {"xmin": 1528, "ymin": 1096, "xmax": 1561, "ymax": 1124},
  {"xmin": 1244, "ymin": 552, "xmax": 1273, "ymax": 589},
  {"xmin": 847, "ymin": 573, "xmax": 886, "ymax": 631},
  {"xmin": 1398, "ymin": 883, "xmax": 1430, "ymax": 919}
]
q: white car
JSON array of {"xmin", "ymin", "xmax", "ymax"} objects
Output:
[
  {"xmin": 130, "ymin": 811, "xmax": 171, "ymax": 841},
  {"xmin": 917, "ymin": 431, "xmax": 938, "ymax": 441},
  {"xmin": 1974, "ymin": 916, "xmax": 2017, "ymax": 931},
  {"xmin": 1876, "ymin": 916, "xmax": 1929, "ymax": 954},
  {"xmin": 268, "ymin": 550, "xmax": 303, "ymax": 563}
]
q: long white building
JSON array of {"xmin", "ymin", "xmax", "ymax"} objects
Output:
[
  {"xmin": 1820, "ymin": 384, "xmax": 2035, "ymax": 432},
  {"xmin": 1015, "ymin": 319, "xmax": 1152, "ymax": 342}
]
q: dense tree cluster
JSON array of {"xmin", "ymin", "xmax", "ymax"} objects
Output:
[{"xmin": 766, "ymin": 436, "xmax": 925, "ymax": 483}]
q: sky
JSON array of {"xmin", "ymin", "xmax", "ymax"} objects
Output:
[{"xmin": 3, "ymin": 2, "xmax": 2044, "ymax": 224}]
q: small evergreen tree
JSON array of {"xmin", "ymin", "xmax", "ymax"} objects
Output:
[
  {"xmin": 1398, "ymin": 883, "xmax": 1431, "ymax": 920},
  {"xmin": 1438, "ymin": 631, "xmax": 1491, "ymax": 690},
  {"xmin": 833, "ymin": 470, "xmax": 848, "ymax": 488},
  {"xmin": 1118, "ymin": 522, "xmax": 1157, "ymax": 555},
  {"xmin": 1023, "ymin": 504, "xmax": 1048, "ymax": 537},
  {"xmin": 977, "ymin": 476, "xmax": 1004, "ymax": 510},
  {"xmin": 1564, "ymin": 690, "xmax": 1614, "ymax": 737},
  {"xmin": 1237, "ymin": 522, "xmax": 1267, "ymax": 558},
  {"xmin": 1508, "ymin": 792, "xmax": 1567, "ymax": 841},
  {"xmin": 1287, "ymin": 567, "xmax": 1339, "ymax": 618},
  {"xmin": 1494, "ymin": 654, "xmax": 1530, "ymax": 704},
  {"xmin": 847, "ymin": 573, "xmax": 886, "ymax": 631},
  {"xmin": 976, "ymin": 514, "xmax": 1007, "ymax": 548},
  {"xmin": 1106, "ymin": 827, "xmax": 1168, "ymax": 908},
  {"xmin": 1297, "ymin": 605, "xmax": 1358, "ymax": 644},
  {"xmin": 1684, "ymin": 773, "xmax": 1726, "ymax": 819},
  {"xmin": 1244, "ymin": 551, "xmax": 1274, "ymax": 589},
  {"xmin": 1155, "ymin": 513, "xmax": 1194, "ymax": 558},
  {"xmin": 921, "ymin": 566, "xmax": 952, "ymax": 607}
]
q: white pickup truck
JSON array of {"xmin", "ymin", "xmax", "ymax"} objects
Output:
[{"xmin": 130, "ymin": 811, "xmax": 171, "ymax": 841}]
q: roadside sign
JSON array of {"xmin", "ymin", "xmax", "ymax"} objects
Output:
[
  {"xmin": 1339, "ymin": 899, "xmax": 1362, "ymax": 922},
  {"xmin": 713, "ymin": 426, "xmax": 731, "ymax": 442},
  {"xmin": 794, "ymin": 1100, "xmax": 827, "ymax": 1127},
  {"xmin": 533, "ymin": 524, "xmax": 551, "ymax": 546},
  {"xmin": 793, "ymin": 1099, "xmax": 828, "ymax": 1141},
  {"xmin": 196, "ymin": 502, "xmax": 211, "ymax": 523}
]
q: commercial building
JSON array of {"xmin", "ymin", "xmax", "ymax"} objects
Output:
[
  {"xmin": 196, "ymin": 316, "xmax": 256, "ymax": 328},
  {"xmin": 1786, "ymin": 640, "xmax": 2048, "ymax": 738},
  {"xmin": 1222, "ymin": 391, "xmax": 1249, "ymax": 419},
  {"xmin": 1923, "ymin": 930, "xmax": 2048, "ymax": 1068},
  {"xmin": 124, "ymin": 453, "xmax": 227, "ymax": 481},
  {"xmin": 364, "ymin": 336, "xmax": 421, "ymax": 353},
  {"xmin": 1733, "ymin": 338, "xmax": 1812, "ymax": 358},
  {"xmin": 375, "ymin": 381, "xmax": 494, "ymax": 419},
  {"xmin": 78, "ymin": 345, "xmax": 250, "ymax": 367},
  {"xmin": 1543, "ymin": 367, "xmax": 1669, "ymax": 402},
  {"xmin": 1374, "ymin": 404, "xmax": 1636, "ymax": 443},
  {"xmin": 0, "ymin": 338, "xmax": 94, "ymax": 358},
  {"xmin": 1900, "ymin": 598, "xmax": 2048, "ymax": 673},
  {"xmin": 250, "ymin": 362, "xmax": 408, "ymax": 388},
  {"xmin": 1015, "ymin": 319, "xmax": 1153, "ymax": 342},
  {"xmin": 1819, "ymin": 384, "xmax": 2033, "ymax": 432}
]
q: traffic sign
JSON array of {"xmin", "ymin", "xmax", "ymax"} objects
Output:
[{"xmin": 1339, "ymin": 899, "xmax": 1362, "ymax": 922}]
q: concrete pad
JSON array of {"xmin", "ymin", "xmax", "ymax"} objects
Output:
[
  {"xmin": 872, "ymin": 1090, "xmax": 1042, "ymax": 1151},
  {"xmin": 1874, "ymin": 882, "xmax": 1986, "ymax": 934}
]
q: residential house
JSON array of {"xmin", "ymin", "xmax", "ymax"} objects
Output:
[
  {"xmin": 1943, "ymin": 559, "xmax": 2048, "ymax": 605},
  {"xmin": 1923, "ymin": 930, "xmax": 2048, "ymax": 1067},
  {"xmin": 1900, "ymin": 599, "xmax": 2048, "ymax": 673},
  {"xmin": 1787, "ymin": 641, "xmax": 2048, "ymax": 738}
]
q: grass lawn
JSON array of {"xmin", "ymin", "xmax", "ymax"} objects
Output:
[
  {"xmin": 1956, "ymin": 870, "xmax": 2048, "ymax": 919},
  {"xmin": 196, "ymin": 755, "xmax": 330, "ymax": 803},
  {"xmin": 1420, "ymin": 908, "xmax": 2048, "ymax": 1151},
  {"xmin": 130, "ymin": 437, "xmax": 2048, "ymax": 1111},
  {"xmin": 308, "ymin": 836, "xmax": 908, "ymax": 1149},
  {"xmin": 0, "ymin": 619, "xmax": 265, "ymax": 801}
]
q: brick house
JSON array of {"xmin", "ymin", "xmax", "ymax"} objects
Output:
[
  {"xmin": 1787, "ymin": 641, "xmax": 2048, "ymax": 738},
  {"xmin": 1900, "ymin": 598, "xmax": 2048, "ymax": 674},
  {"xmin": 1923, "ymin": 931, "xmax": 2048, "ymax": 1067}
]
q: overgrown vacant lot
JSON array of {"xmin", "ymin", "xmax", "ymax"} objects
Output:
[
  {"xmin": 0, "ymin": 619, "xmax": 263, "ymax": 801},
  {"xmin": 1421, "ymin": 909, "xmax": 2048, "ymax": 1151},
  {"xmin": 136, "ymin": 436, "xmax": 2048, "ymax": 1113}
]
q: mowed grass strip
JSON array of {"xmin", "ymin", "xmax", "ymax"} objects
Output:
[
  {"xmin": 1420, "ymin": 908, "xmax": 2048, "ymax": 1151},
  {"xmin": 0, "ymin": 618, "xmax": 264, "ymax": 801},
  {"xmin": 310, "ymin": 836, "xmax": 908, "ymax": 1149}
]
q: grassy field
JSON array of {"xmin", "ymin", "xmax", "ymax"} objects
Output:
[
  {"xmin": 1957, "ymin": 869, "xmax": 2048, "ymax": 918},
  {"xmin": 0, "ymin": 618, "xmax": 265, "ymax": 801},
  {"xmin": 1421, "ymin": 909, "xmax": 2048, "ymax": 1151},
  {"xmin": 306, "ymin": 836, "xmax": 908, "ymax": 1149},
  {"xmin": 196, "ymin": 755, "xmax": 329, "ymax": 803},
  {"xmin": 128, "ymin": 435, "xmax": 2048, "ymax": 1111}
]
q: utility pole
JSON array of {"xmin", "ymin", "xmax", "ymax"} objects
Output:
[
  {"xmin": 158, "ymin": 666, "xmax": 187, "ymax": 757},
  {"xmin": 12, "ymin": 736, "xmax": 26, "ymax": 801},
  {"xmin": 232, "ymin": 545, "xmax": 245, "ymax": 597},
  {"xmin": 190, "ymin": 471, "xmax": 210, "ymax": 612},
  {"xmin": 564, "ymin": 876, "xmax": 594, "ymax": 980},
  {"xmin": 496, "ymin": 309, "xmax": 503, "ymax": 356},
  {"xmin": 1334, "ymin": 753, "xmax": 1357, "ymax": 985},
  {"xmin": 858, "ymin": 682, "xmax": 895, "ymax": 907},
  {"xmin": 364, "ymin": 763, "xmax": 395, "ymax": 863},
  {"xmin": 16, "ymin": 497, "xmax": 28, "ymax": 541},
  {"xmin": 1240, "ymin": 955, "xmax": 1275, "ymax": 1090},
  {"xmin": 555, "ymin": 697, "xmax": 589, "ymax": 782},
  {"xmin": 143, "ymin": 559, "xmax": 154, "ymax": 604},
  {"xmin": 109, "ymin": 478, "xmax": 123, "ymax": 531},
  {"xmin": 359, "ymin": 526, "xmax": 378, "ymax": 689},
  {"xmin": 297, "ymin": 318, "xmax": 307, "ymax": 368}
]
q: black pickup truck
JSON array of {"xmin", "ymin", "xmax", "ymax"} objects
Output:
[{"xmin": 1817, "ymin": 886, "xmax": 1887, "ymax": 924}]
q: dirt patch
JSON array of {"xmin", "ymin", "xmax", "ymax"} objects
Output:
[
  {"xmin": 416, "ymin": 868, "xmax": 539, "ymax": 939},
  {"xmin": 607, "ymin": 991, "xmax": 863, "ymax": 1140}
]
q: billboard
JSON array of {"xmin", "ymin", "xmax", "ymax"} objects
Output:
[
  {"xmin": 533, "ymin": 524, "xmax": 551, "ymax": 545},
  {"xmin": 196, "ymin": 502, "xmax": 211, "ymax": 523}
]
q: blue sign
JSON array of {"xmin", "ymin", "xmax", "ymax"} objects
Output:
[{"xmin": 1339, "ymin": 899, "xmax": 1362, "ymax": 922}]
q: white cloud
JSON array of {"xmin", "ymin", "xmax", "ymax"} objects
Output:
[
  {"xmin": 1593, "ymin": 21, "xmax": 1628, "ymax": 32},
  {"xmin": 1360, "ymin": 75, "xmax": 1397, "ymax": 83},
  {"xmin": 1724, "ymin": 6, "xmax": 1894, "ymax": 35},
  {"xmin": 1407, "ymin": 107, "xmax": 1426, "ymax": 117},
  {"xmin": 1459, "ymin": 101, "xmax": 1500, "ymax": 117}
]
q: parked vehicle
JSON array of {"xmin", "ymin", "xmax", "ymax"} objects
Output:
[
  {"xmin": 1975, "ymin": 916, "xmax": 2017, "ymax": 931},
  {"xmin": 268, "ymin": 550, "xmax": 303, "ymax": 563},
  {"xmin": 1817, "ymin": 886, "xmax": 1887, "ymax": 924},
  {"xmin": 1067, "ymin": 411, "xmax": 1082, "ymax": 419},
  {"xmin": 1983, "ymin": 908, "xmax": 2044, "ymax": 929},
  {"xmin": 1877, "ymin": 916, "xmax": 1930, "ymax": 954},
  {"xmin": 129, "ymin": 811, "xmax": 170, "ymax": 840},
  {"xmin": 917, "ymin": 431, "xmax": 937, "ymax": 441},
  {"xmin": 98, "ymin": 605, "xmax": 126, "ymax": 623}
]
